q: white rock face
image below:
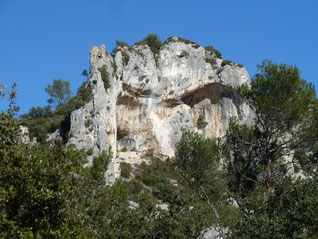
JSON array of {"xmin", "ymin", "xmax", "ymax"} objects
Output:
[
  {"xmin": 200, "ymin": 226, "xmax": 228, "ymax": 239},
  {"xmin": 20, "ymin": 126, "xmax": 36, "ymax": 144},
  {"xmin": 68, "ymin": 38, "xmax": 252, "ymax": 182}
]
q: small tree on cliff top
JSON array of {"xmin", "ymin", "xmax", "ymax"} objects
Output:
[{"xmin": 45, "ymin": 78, "xmax": 72, "ymax": 107}]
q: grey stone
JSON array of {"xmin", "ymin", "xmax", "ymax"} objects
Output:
[{"xmin": 66, "ymin": 39, "xmax": 252, "ymax": 183}]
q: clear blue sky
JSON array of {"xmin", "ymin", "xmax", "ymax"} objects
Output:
[{"xmin": 1, "ymin": 0, "xmax": 317, "ymax": 114}]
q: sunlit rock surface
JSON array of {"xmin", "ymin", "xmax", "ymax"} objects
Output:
[{"xmin": 67, "ymin": 38, "xmax": 252, "ymax": 183}]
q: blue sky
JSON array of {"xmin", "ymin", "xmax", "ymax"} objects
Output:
[{"xmin": 0, "ymin": 0, "xmax": 317, "ymax": 114}]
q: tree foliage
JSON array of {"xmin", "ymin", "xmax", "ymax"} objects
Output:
[
  {"xmin": 0, "ymin": 87, "xmax": 86, "ymax": 238},
  {"xmin": 2, "ymin": 58, "xmax": 318, "ymax": 238},
  {"xmin": 45, "ymin": 79, "xmax": 72, "ymax": 107},
  {"xmin": 175, "ymin": 131, "xmax": 236, "ymax": 237},
  {"xmin": 1, "ymin": 85, "xmax": 211, "ymax": 238},
  {"xmin": 21, "ymin": 77, "xmax": 91, "ymax": 143},
  {"xmin": 224, "ymin": 60, "xmax": 318, "ymax": 238},
  {"xmin": 111, "ymin": 40, "xmax": 129, "ymax": 55},
  {"xmin": 230, "ymin": 177, "xmax": 318, "ymax": 239},
  {"xmin": 204, "ymin": 45, "xmax": 222, "ymax": 59},
  {"xmin": 174, "ymin": 60, "xmax": 318, "ymax": 238},
  {"xmin": 135, "ymin": 33, "xmax": 162, "ymax": 55},
  {"xmin": 227, "ymin": 60, "xmax": 317, "ymax": 193}
]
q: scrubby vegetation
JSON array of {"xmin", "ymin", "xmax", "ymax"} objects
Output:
[
  {"xmin": 2, "ymin": 55, "xmax": 318, "ymax": 238},
  {"xmin": 111, "ymin": 35, "xmax": 237, "ymax": 71},
  {"xmin": 120, "ymin": 161, "xmax": 131, "ymax": 178},
  {"xmin": 163, "ymin": 37, "xmax": 201, "ymax": 49},
  {"xmin": 179, "ymin": 50, "xmax": 189, "ymax": 58},
  {"xmin": 111, "ymin": 41, "xmax": 131, "ymax": 65},
  {"xmin": 111, "ymin": 40, "xmax": 129, "ymax": 55},
  {"xmin": 135, "ymin": 33, "xmax": 162, "ymax": 55},
  {"xmin": 86, "ymin": 147, "xmax": 93, "ymax": 155},
  {"xmin": 197, "ymin": 114, "xmax": 208, "ymax": 129},
  {"xmin": 20, "ymin": 79, "xmax": 92, "ymax": 143},
  {"xmin": 98, "ymin": 65, "xmax": 111, "ymax": 91},
  {"xmin": 111, "ymin": 34, "xmax": 227, "ymax": 69},
  {"xmin": 205, "ymin": 57, "xmax": 217, "ymax": 67},
  {"xmin": 205, "ymin": 45, "xmax": 222, "ymax": 59},
  {"xmin": 221, "ymin": 60, "xmax": 233, "ymax": 67},
  {"xmin": 0, "ymin": 90, "xmax": 212, "ymax": 238}
]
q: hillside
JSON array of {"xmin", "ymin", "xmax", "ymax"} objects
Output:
[{"xmin": 1, "ymin": 35, "xmax": 318, "ymax": 239}]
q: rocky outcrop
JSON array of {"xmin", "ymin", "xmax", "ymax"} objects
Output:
[
  {"xmin": 19, "ymin": 126, "xmax": 36, "ymax": 145},
  {"xmin": 200, "ymin": 226, "xmax": 228, "ymax": 239},
  {"xmin": 67, "ymin": 37, "xmax": 252, "ymax": 182}
]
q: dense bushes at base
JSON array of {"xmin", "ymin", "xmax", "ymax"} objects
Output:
[
  {"xmin": 3, "ymin": 57, "xmax": 318, "ymax": 238},
  {"xmin": 0, "ymin": 90, "xmax": 213, "ymax": 238},
  {"xmin": 0, "ymin": 101, "xmax": 87, "ymax": 238},
  {"xmin": 229, "ymin": 177, "xmax": 318, "ymax": 238},
  {"xmin": 120, "ymin": 161, "xmax": 131, "ymax": 178}
]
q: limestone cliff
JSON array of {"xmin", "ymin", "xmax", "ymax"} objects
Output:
[{"xmin": 67, "ymin": 37, "xmax": 252, "ymax": 182}]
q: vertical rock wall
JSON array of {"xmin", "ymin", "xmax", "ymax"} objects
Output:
[{"xmin": 68, "ymin": 37, "xmax": 252, "ymax": 182}]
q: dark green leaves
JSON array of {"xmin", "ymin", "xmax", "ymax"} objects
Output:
[
  {"xmin": 135, "ymin": 33, "xmax": 162, "ymax": 55},
  {"xmin": 230, "ymin": 177, "xmax": 318, "ymax": 239},
  {"xmin": 45, "ymin": 79, "xmax": 72, "ymax": 107},
  {"xmin": 240, "ymin": 60, "xmax": 315, "ymax": 134}
]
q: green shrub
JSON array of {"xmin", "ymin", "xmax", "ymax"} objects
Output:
[
  {"xmin": 142, "ymin": 149, "xmax": 154, "ymax": 159},
  {"xmin": 86, "ymin": 148, "xmax": 93, "ymax": 156},
  {"xmin": 135, "ymin": 33, "xmax": 162, "ymax": 55},
  {"xmin": 20, "ymin": 78, "xmax": 92, "ymax": 144},
  {"xmin": 179, "ymin": 51, "xmax": 189, "ymax": 58},
  {"xmin": 98, "ymin": 65, "xmax": 111, "ymax": 91},
  {"xmin": 110, "ymin": 40, "xmax": 131, "ymax": 65},
  {"xmin": 237, "ymin": 63, "xmax": 244, "ymax": 68},
  {"xmin": 22, "ymin": 96, "xmax": 89, "ymax": 143},
  {"xmin": 20, "ymin": 106, "xmax": 53, "ymax": 120},
  {"xmin": 197, "ymin": 115, "xmax": 208, "ymax": 129},
  {"xmin": 177, "ymin": 37, "xmax": 197, "ymax": 45},
  {"xmin": 133, "ymin": 157, "xmax": 189, "ymax": 204},
  {"xmin": 111, "ymin": 40, "xmax": 129, "ymax": 55},
  {"xmin": 216, "ymin": 67, "xmax": 223, "ymax": 74},
  {"xmin": 132, "ymin": 49, "xmax": 144, "ymax": 57},
  {"xmin": 205, "ymin": 45, "xmax": 222, "ymax": 59},
  {"xmin": 110, "ymin": 61, "xmax": 117, "ymax": 77},
  {"xmin": 169, "ymin": 37, "xmax": 200, "ymax": 49},
  {"xmin": 90, "ymin": 150, "xmax": 112, "ymax": 183},
  {"xmin": 120, "ymin": 162, "xmax": 132, "ymax": 178},
  {"xmin": 205, "ymin": 57, "xmax": 217, "ymax": 66},
  {"xmin": 84, "ymin": 118, "xmax": 92, "ymax": 128},
  {"xmin": 230, "ymin": 177, "xmax": 318, "ymax": 238},
  {"xmin": 77, "ymin": 81, "xmax": 92, "ymax": 103},
  {"xmin": 221, "ymin": 60, "xmax": 233, "ymax": 67},
  {"xmin": 127, "ymin": 179, "xmax": 144, "ymax": 195},
  {"xmin": 121, "ymin": 50, "xmax": 130, "ymax": 65}
]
